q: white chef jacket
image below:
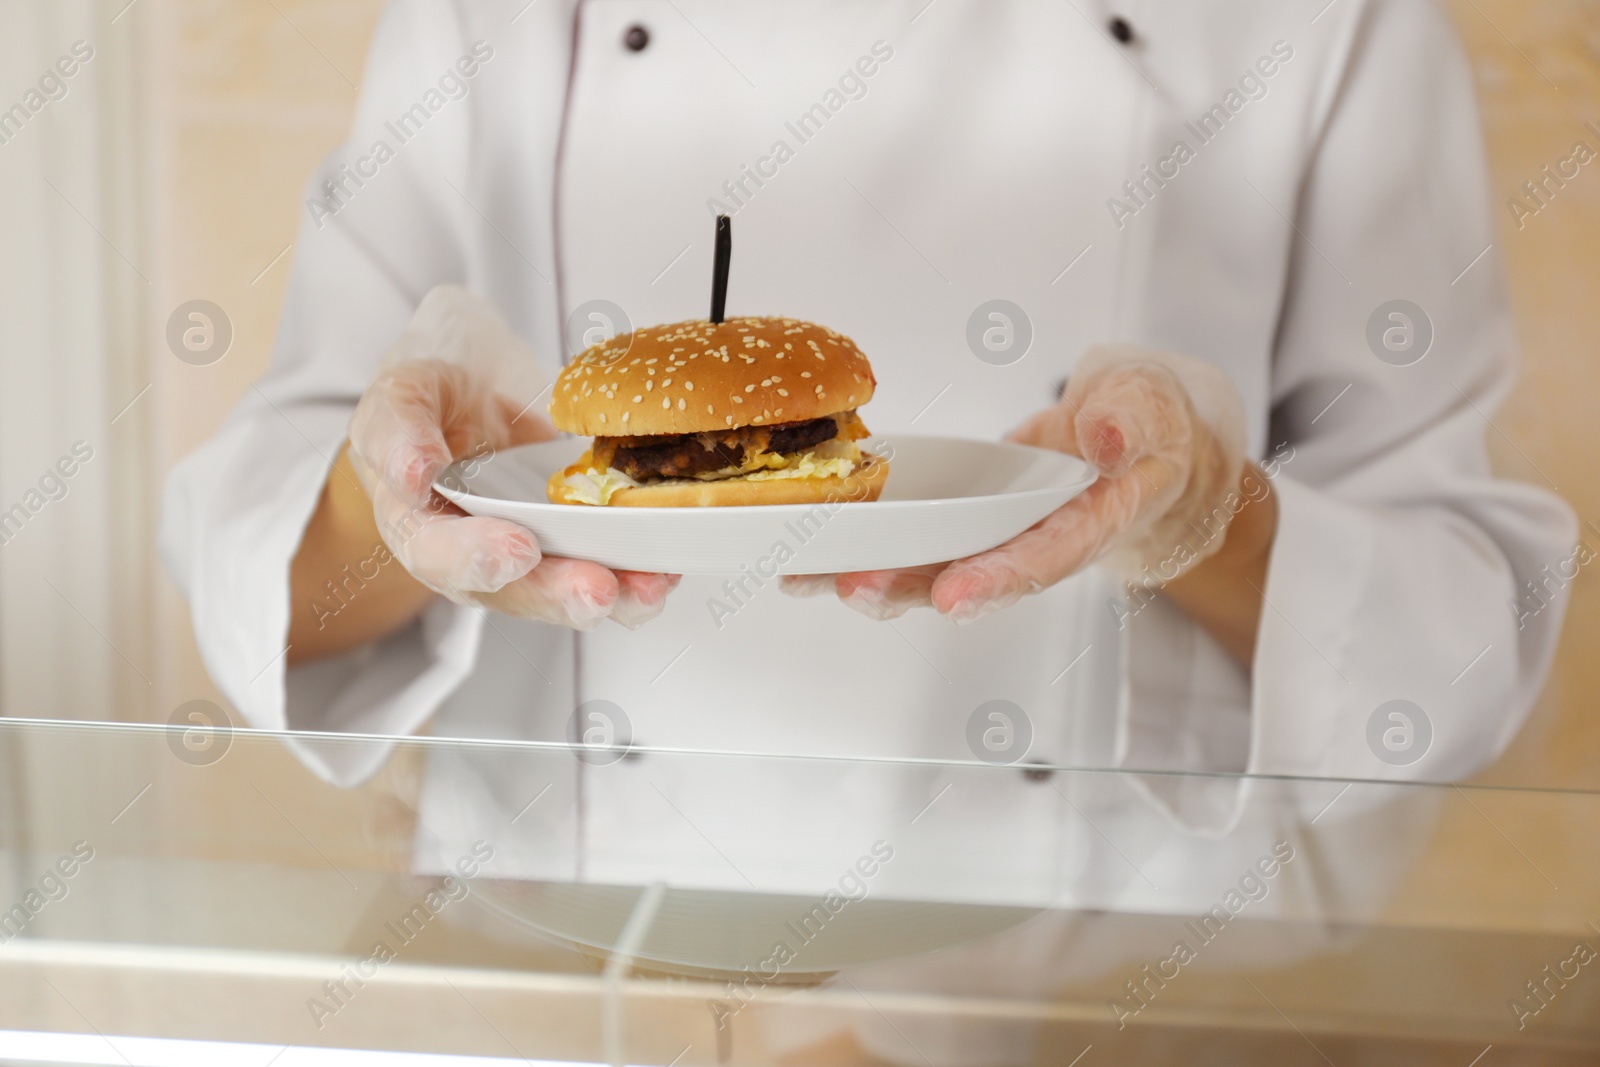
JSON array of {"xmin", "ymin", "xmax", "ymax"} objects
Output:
[{"xmin": 162, "ymin": 0, "xmax": 1572, "ymax": 1046}]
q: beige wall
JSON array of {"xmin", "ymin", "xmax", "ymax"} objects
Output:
[
  {"xmin": 147, "ymin": 0, "xmax": 388, "ymax": 714},
  {"xmin": 1452, "ymin": 0, "xmax": 1600, "ymax": 787},
  {"xmin": 143, "ymin": 0, "xmax": 1597, "ymax": 791}
]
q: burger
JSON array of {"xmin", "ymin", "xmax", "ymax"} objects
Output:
[{"xmin": 547, "ymin": 316, "xmax": 888, "ymax": 506}]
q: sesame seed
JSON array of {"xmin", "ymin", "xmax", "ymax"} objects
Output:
[
  {"xmin": 760, "ymin": 379, "xmax": 772, "ymax": 387},
  {"xmin": 599, "ymin": 413, "xmax": 607, "ymax": 423},
  {"xmin": 662, "ymin": 397, "xmax": 670, "ymax": 409},
  {"xmin": 684, "ymin": 381, "xmax": 694, "ymax": 391},
  {"xmin": 662, "ymin": 378, "xmax": 672, "ymax": 387},
  {"xmin": 744, "ymin": 384, "xmax": 755, "ymax": 393},
  {"xmin": 678, "ymin": 398, "xmax": 686, "ymax": 410},
  {"xmin": 801, "ymin": 371, "xmax": 811, "ymax": 378},
  {"xmin": 623, "ymin": 411, "xmax": 630, "ymax": 423},
  {"xmin": 632, "ymin": 395, "xmax": 642, "ymax": 403},
  {"xmin": 726, "ymin": 415, "xmax": 734, "ymax": 425},
  {"xmin": 707, "ymin": 404, "xmax": 713, "ymax": 413},
  {"xmin": 777, "ymin": 389, "xmax": 788, "ymax": 397},
  {"xmin": 732, "ymin": 396, "xmax": 743, "ymax": 404}
]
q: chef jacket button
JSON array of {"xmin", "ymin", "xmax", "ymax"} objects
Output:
[
  {"xmin": 623, "ymin": 24, "xmax": 650, "ymax": 52},
  {"xmin": 1021, "ymin": 761, "xmax": 1054, "ymax": 782},
  {"xmin": 1108, "ymin": 16, "xmax": 1134, "ymax": 44}
]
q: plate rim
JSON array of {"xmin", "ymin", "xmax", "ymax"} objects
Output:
[{"xmin": 435, "ymin": 434, "xmax": 1098, "ymax": 514}]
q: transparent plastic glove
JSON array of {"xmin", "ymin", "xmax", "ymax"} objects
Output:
[
  {"xmin": 786, "ymin": 344, "xmax": 1246, "ymax": 623},
  {"xmin": 347, "ymin": 285, "xmax": 678, "ymax": 629}
]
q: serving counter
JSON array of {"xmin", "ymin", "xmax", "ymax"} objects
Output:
[{"xmin": 0, "ymin": 717, "xmax": 1596, "ymax": 1065}]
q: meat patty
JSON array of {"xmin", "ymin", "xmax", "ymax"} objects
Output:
[
  {"xmin": 611, "ymin": 437, "xmax": 742, "ymax": 480},
  {"xmin": 766, "ymin": 416, "xmax": 839, "ymax": 455},
  {"xmin": 610, "ymin": 416, "xmax": 840, "ymax": 481}
]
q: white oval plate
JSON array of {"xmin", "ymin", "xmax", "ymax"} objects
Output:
[{"xmin": 435, "ymin": 435, "xmax": 1096, "ymax": 576}]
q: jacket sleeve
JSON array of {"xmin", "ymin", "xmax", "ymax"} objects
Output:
[
  {"xmin": 159, "ymin": 0, "xmax": 488, "ymax": 785},
  {"xmin": 1118, "ymin": 0, "xmax": 1576, "ymax": 830}
]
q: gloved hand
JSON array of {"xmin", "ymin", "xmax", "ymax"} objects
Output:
[
  {"xmin": 347, "ymin": 285, "xmax": 678, "ymax": 629},
  {"xmin": 786, "ymin": 344, "xmax": 1247, "ymax": 622}
]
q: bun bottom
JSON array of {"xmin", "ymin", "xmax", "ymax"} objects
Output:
[{"xmin": 548, "ymin": 452, "xmax": 889, "ymax": 507}]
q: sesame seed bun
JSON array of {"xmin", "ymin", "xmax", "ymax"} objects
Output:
[
  {"xmin": 549, "ymin": 317, "xmax": 876, "ymax": 437},
  {"xmin": 547, "ymin": 449, "xmax": 889, "ymax": 507}
]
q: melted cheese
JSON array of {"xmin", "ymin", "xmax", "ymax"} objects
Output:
[{"xmin": 835, "ymin": 410, "xmax": 871, "ymax": 441}]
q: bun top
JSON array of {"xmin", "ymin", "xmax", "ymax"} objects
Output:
[{"xmin": 549, "ymin": 316, "xmax": 876, "ymax": 437}]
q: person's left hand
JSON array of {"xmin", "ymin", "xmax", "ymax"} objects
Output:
[{"xmin": 783, "ymin": 344, "xmax": 1247, "ymax": 622}]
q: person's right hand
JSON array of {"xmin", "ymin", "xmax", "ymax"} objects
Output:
[{"xmin": 345, "ymin": 287, "xmax": 678, "ymax": 630}]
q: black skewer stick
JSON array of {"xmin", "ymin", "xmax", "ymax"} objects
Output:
[{"xmin": 709, "ymin": 214, "xmax": 732, "ymax": 324}]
